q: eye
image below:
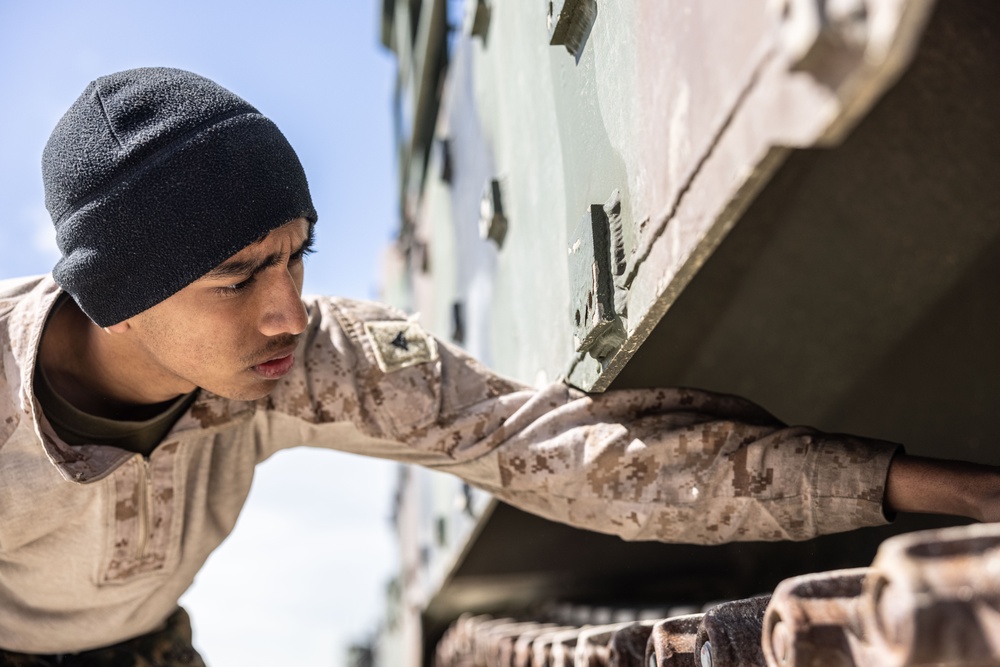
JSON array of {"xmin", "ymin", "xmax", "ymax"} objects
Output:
[
  {"xmin": 213, "ymin": 275, "xmax": 256, "ymax": 296},
  {"xmin": 289, "ymin": 241, "xmax": 315, "ymax": 263}
]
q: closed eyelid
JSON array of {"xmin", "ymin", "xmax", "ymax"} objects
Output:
[
  {"xmin": 201, "ymin": 225, "xmax": 313, "ymax": 285},
  {"xmin": 293, "ymin": 227, "xmax": 315, "ymax": 256}
]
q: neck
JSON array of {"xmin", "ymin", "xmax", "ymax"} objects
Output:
[{"xmin": 38, "ymin": 298, "xmax": 193, "ymax": 420}]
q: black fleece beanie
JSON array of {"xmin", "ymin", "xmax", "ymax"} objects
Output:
[{"xmin": 43, "ymin": 67, "xmax": 317, "ymax": 327}]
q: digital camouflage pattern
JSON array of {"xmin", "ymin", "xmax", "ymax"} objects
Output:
[
  {"xmin": 0, "ymin": 608, "xmax": 203, "ymax": 666},
  {"xmin": 0, "ymin": 275, "xmax": 897, "ymax": 653}
]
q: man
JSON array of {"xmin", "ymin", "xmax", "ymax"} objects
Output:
[{"xmin": 0, "ymin": 67, "xmax": 996, "ymax": 664}]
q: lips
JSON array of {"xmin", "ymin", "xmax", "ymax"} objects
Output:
[{"xmin": 251, "ymin": 349, "xmax": 297, "ymax": 379}]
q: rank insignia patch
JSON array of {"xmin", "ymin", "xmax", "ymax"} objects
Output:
[{"xmin": 363, "ymin": 320, "xmax": 438, "ymax": 373}]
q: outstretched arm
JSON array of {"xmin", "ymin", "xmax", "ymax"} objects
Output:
[
  {"xmin": 885, "ymin": 453, "xmax": 1000, "ymax": 523},
  {"xmin": 276, "ymin": 297, "xmax": 997, "ymax": 544}
]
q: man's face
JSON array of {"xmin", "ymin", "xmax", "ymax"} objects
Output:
[{"xmin": 116, "ymin": 218, "xmax": 314, "ymax": 401}]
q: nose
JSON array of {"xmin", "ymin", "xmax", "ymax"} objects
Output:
[{"xmin": 258, "ymin": 268, "xmax": 308, "ymax": 338}]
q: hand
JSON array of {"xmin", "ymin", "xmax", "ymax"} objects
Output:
[{"xmin": 885, "ymin": 453, "xmax": 1000, "ymax": 523}]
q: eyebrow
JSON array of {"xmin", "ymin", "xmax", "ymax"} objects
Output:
[{"xmin": 201, "ymin": 225, "xmax": 315, "ymax": 282}]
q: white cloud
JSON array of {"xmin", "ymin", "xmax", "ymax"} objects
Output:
[{"xmin": 28, "ymin": 204, "xmax": 60, "ymax": 260}]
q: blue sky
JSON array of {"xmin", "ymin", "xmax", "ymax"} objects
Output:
[{"xmin": 0, "ymin": 1, "xmax": 402, "ymax": 664}]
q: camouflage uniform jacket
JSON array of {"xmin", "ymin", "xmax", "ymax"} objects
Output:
[{"xmin": 0, "ymin": 275, "xmax": 897, "ymax": 653}]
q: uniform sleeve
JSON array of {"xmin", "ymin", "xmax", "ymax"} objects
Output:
[{"xmin": 261, "ymin": 296, "xmax": 899, "ymax": 545}]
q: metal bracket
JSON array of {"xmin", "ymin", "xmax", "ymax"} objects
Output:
[
  {"xmin": 604, "ymin": 190, "xmax": 629, "ymax": 316},
  {"xmin": 568, "ymin": 195, "xmax": 626, "ymax": 360},
  {"xmin": 470, "ymin": 0, "xmax": 492, "ymax": 41},
  {"xmin": 436, "ymin": 137, "xmax": 453, "ymax": 184},
  {"xmin": 775, "ymin": 0, "xmax": 869, "ymax": 72},
  {"xmin": 451, "ymin": 301, "xmax": 465, "ymax": 344},
  {"xmin": 479, "ymin": 179, "xmax": 508, "ymax": 248},
  {"xmin": 547, "ymin": 0, "xmax": 598, "ymax": 59}
]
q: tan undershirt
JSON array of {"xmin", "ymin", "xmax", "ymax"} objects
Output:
[
  {"xmin": 34, "ymin": 364, "xmax": 197, "ymax": 457},
  {"xmin": 33, "ymin": 294, "xmax": 198, "ymax": 457}
]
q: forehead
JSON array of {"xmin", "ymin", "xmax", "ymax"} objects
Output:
[
  {"xmin": 222, "ymin": 217, "xmax": 310, "ymax": 261},
  {"xmin": 241, "ymin": 218, "xmax": 310, "ymax": 254},
  {"xmin": 195, "ymin": 218, "xmax": 312, "ymax": 283}
]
